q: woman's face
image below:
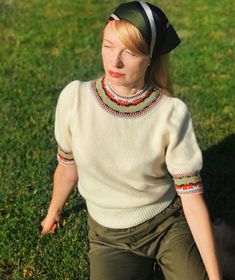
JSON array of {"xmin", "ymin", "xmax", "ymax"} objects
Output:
[{"xmin": 102, "ymin": 22, "xmax": 150, "ymax": 89}]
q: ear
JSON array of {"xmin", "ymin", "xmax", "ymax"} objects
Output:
[{"xmin": 147, "ymin": 57, "xmax": 151, "ymax": 66}]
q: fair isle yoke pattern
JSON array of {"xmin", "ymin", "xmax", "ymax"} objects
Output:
[{"xmin": 90, "ymin": 77, "xmax": 166, "ymax": 119}]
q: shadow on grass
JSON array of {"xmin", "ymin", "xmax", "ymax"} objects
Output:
[{"xmin": 202, "ymin": 134, "xmax": 235, "ymax": 225}]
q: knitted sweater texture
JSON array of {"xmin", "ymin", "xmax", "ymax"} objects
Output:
[{"xmin": 55, "ymin": 77, "xmax": 203, "ymax": 228}]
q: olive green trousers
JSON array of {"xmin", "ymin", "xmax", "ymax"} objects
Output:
[{"xmin": 87, "ymin": 195, "xmax": 208, "ymax": 280}]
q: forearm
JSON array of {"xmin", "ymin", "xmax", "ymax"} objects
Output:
[
  {"xmin": 181, "ymin": 194, "xmax": 222, "ymax": 280},
  {"xmin": 47, "ymin": 163, "xmax": 78, "ymax": 216}
]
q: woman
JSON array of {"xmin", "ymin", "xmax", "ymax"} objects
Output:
[{"xmin": 41, "ymin": 1, "xmax": 222, "ymax": 279}]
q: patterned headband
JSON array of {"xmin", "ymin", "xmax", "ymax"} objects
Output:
[{"xmin": 109, "ymin": 1, "xmax": 181, "ymax": 58}]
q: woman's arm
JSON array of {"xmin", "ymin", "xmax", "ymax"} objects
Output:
[
  {"xmin": 181, "ymin": 194, "xmax": 222, "ymax": 280},
  {"xmin": 41, "ymin": 163, "xmax": 78, "ymax": 235}
]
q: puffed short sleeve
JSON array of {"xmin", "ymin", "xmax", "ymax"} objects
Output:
[
  {"xmin": 165, "ymin": 98, "xmax": 204, "ymax": 196},
  {"xmin": 54, "ymin": 81, "xmax": 79, "ymax": 166}
]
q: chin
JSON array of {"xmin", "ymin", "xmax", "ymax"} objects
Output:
[
  {"xmin": 212, "ymin": 219, "xmax": 235, "ymax": 280},
  {"xmin": 107, "ymin": 74, "xmax": 127, "ymax": 86}
]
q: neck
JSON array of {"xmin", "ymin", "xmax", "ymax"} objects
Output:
[{"xmin": 107, "ymin": 78, "xmax": 146, "ymax": 97}]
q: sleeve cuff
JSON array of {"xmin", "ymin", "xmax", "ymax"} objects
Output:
[
  {"xmin": 57, "ymin": 145, "xmax": 76, "ymax": 166},
  {"xmin": 172, "ymin": 173, "xmax": 203, "ymax": 196}
]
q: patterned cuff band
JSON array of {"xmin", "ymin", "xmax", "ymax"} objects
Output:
[
  {"xmin": 173, "ymin": 173, "xmax": 203, "ymax": 196},
  {"xmin": 57, "ymin": 145, "xmax": 75, "ymax": 166}
]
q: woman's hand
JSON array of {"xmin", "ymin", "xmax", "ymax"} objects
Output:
[{"xmin": 40, "ymin": 213, "xmax": 60, "ymax": 235}]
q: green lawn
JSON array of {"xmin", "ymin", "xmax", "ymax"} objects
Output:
[{"xmin": 0, "ymin": 0, "xmax": 234, "ymax": 279}]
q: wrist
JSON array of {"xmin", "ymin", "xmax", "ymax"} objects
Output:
[
  {"xmin": 47, "ymin": 206, "xmax": 62, "ymax": 217},
  {"xmin": 47, "ymin": 198, "xmax": 65, "ymax": 216}
]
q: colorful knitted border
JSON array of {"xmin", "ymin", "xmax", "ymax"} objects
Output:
[
  {"xmin": 104, "ymin": 77, "xmax": 152, "ymax": 105},
  {"xmin": 173, "ymin": 173, "xmax": 204, "ymax": 195},
  {"xmin": 57, "ymin": 145, "xmax": 75, "ymax": 166},
  {"xmin": 90, "ymin": 77, "xmax": 166, "ymax": 119}
]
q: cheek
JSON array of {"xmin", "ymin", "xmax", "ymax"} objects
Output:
[
  {"xmin": 128, "ymin": 59, "xmax": 149, "ymax": 76},
  {"xmin": 102, "ymin": 51, "xmax": 108, "ymax": 67}
]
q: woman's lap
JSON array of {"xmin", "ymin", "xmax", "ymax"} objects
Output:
[
  {"xmin": 88, "ymin": 196, "xmax": 208, "ymax": 280},
  {"xmin": 89, "ymin": 247, "xmax": 155, "ymax": 280}
]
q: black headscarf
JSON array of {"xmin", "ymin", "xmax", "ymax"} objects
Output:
[{"xmin": 109, "ymin": 1, "xmax": 181, "ymax": 58}]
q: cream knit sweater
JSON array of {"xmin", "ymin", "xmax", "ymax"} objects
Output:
[{"xmin": 55, "ymin": 77, "xmax": 203, "ymax": 228}]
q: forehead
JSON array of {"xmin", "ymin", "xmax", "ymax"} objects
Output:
[{"xmin": 103, "ymin": 22, "xmax": 122, "ymax": 44}]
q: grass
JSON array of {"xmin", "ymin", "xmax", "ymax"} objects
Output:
[{"xmin": 0, "ymin": 0, "xmax": 234, "ymax": 279}]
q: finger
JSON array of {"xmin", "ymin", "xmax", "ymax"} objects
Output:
[
  {"xmin": 41, "ymin": 224, "xmax": 51, "ymax": 235},
  {"xmin": 41, "ymin": 228, "xmax": 47, "ymax": 235},
  {"xmin": 51, "ymin": 224, "xmax": 57, "ymax": 233},
  {"xmin": 50, "ymin": 225, "xmax": 56, "ymax": 233},
  {"xmin": 43, "ymin": 223, "xmax": 57, "ymax": 234}
]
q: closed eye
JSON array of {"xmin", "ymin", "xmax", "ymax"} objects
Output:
[
  {"xmin": 103, "ymin": 45, "xmax": 112, "ymax": 48},
  {"xmin": 126, "ymin": 51, "xmax": 135, "ymax": 56}
]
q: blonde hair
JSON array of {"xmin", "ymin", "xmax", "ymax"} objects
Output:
[{"xmin": 109, "ymin": 20, "xmax": 174, "ymax": 96}]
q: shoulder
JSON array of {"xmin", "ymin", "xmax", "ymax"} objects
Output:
[
  {"xmin": 59, "ymin": 79, "xmax": 93, "ymax": 97},
  {"xmin": 56, "ymin": 79, "xmax": 94, "ymax": 112},
  {"xmin": 55, "ymin": 81, "xmax": 81, "ymax": 116},
  {"xmin": 164, "ymin": 96, "xmax": 191, "ymax": 119},
  {"xmin": 57, "ymin": 80, "xmax": 90, "ymax": 104},
  {"xmin": 162, "ymin": 96, "xmax": 193, "ymax": 132},
  {"xmin": 58, "ymin": 80, "xmax": 80, "ymax": 100},
  {"xmin": 165, "ymin": 96, "xmax": 189, "ymax": 111}
]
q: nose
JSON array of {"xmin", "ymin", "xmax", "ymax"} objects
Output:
[{"xmin": 112, "ymin": 51, "xmax": 124, "ymax": 69}]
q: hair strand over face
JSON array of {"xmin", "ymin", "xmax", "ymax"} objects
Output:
[{"xmin": 112, "ymin": 20, "xmax": 149, "ymax": 56}]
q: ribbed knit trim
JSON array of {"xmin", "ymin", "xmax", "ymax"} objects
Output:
[{"xmin": 85, "ymin": 188, "xmax": 176, "ymax": 229}]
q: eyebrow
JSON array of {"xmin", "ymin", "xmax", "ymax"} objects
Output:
[{"xmin": 103, "ymin": 39, "xmax": 113, "ymax": 44}]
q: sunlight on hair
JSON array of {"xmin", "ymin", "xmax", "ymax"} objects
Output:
[{"xmin": 107, "ymin": 20, "xmax": 174, "ymax": 96}]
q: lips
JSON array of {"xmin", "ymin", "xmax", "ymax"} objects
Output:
[{"xmin": 109, "ymin": 70, "xmax": 125, "ymax": 78}]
